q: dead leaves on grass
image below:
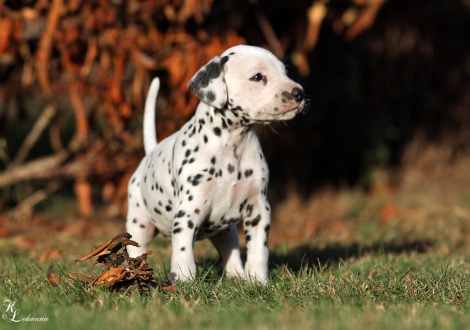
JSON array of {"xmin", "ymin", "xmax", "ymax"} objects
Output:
[{"xmin": 48, "ymin": 232, "xmax": 176, "ymax": 293}]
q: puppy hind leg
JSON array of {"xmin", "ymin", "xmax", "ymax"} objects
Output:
[{"xmin": 209, "ymin": 226, "xmax": 245, "ymax": 279}]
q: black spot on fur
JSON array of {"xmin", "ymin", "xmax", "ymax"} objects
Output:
[
  {"xmin": 239, "ymin": 199, "xmax": 248, "ymax": 213},
  {"xmin": 213, "ymin": 127, "xmax": 221, "ymax": 136},
  {"xmin": 211, "ymin": 156, "xmax": 216, "ymax": 164},
  {"xmin": 265, "ymin": 224, "xmax": 271, "ymax": 233},
  {"xmin": 221, "ymin": 118, "xmax": 228, "ymax": 129},
  {"xmin": 188, "ymin": 60, "xmax": 223, "ymax": 95},
  {"xmin": 154, "ymin": 208, "xmax": 162, "ymax": 215},
  {"xmin": 140, "ymin": 224, "xmax": 145, "ymax": 228},
  {"xmin": 185, "ymin": 149, "xmax": 191, "ymax": 157},
  {"xmin": 246, "ymin": 204, "xmax": 253, "ymax": 217},
  {"xmin": 237, "ymin": 172, "xmax": 241, "ymax": 180},
  {"xmin": 203, "ymin": 135, "xmax": 208, "ymax": 143},
  {"xmin": 132, "ymin": 218, "xmax": 137, "ymax": 223},
  {"xmin": 246, "ymin": 235, "xmax": 251, "ymax": 242},
  {"xmin": 220, "ymin": 56, "xmax": 229, "ymax": 66},
  {"xmin": 176, "ymin": 210, "xmax": 186, "ymax": 218},
  {"xmin": 214, "ymin": 108, "xmax": 225, "ymax": 118},
  {"xmin": 188, "ymin": 220, "xmax": 194, "ymax": 229},
  {"xmin": 206, "ymin": 90, "xmax": 216, "ymax": 102},
  {"xmin": 251, "ymin": 214, "xmax": 261, "ymax": 227},
  {"xmin": 228, "ymin": 164, "xmax": 234, "ymax": 173},
  {"xmin": 195, "ymin": 208, "xmax": 200, "ymax": 214},
  {"xmin": 181, "ymin": 247, "xmax": 186, "ymax": 251},
  {"xmin": 191, "ymin": 174, "xmax": 203, "ymax": 186},
  {"xmin": 245, "ymin": 169, "xmax": 253, "ymax": 177},
  {"xmin": 166, "ymin": 205, "xmax": 172, "ymax": 212},
  {"xmin": 173, "ymin": 228, "xmax": 182, "ymax": 234}
]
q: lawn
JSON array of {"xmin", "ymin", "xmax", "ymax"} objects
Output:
[
  {"xmin": 1, "ymin": 152, "xmax": 470, "ymax": 330},
  {"xmin": 1, "ymin": 233, "xmax": 470, "ymax": 330}
]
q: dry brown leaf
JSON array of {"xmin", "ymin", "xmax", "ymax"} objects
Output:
[
  {"xmin": 162, "ymin": 285, "xmax": 178, "ymax": 292},
  {"xmin": 67, "ymin": 232, "xmax": 173, "ymax": 292},
  {"xmin": 46, "ymin": 273, "xmax": 62, "ymax": 286},
  {"xmin": 75, "ymin": 238, "xmax": 113, "ymax": 262},
  {"xmin": 91, "ymin": 265, "xmax": 126, "ymax": 287}
]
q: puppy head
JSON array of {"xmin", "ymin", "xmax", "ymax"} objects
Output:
[
  {"xmin": 188, "ymin": 45, "xmax": 305, "ymax": 122},
  {"xmin": 223, "ymin": 45, "xmax": 305, "ymax": 122}
]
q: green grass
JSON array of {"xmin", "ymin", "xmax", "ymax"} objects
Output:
[{"xmin": 1, "ymin": 243, "xmax": 470, "ymax": 330}]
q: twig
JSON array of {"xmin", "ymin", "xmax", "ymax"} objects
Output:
[
  {"xmin": 0, "ymin": 150, "xmax": 69, "ymax": 188},
  {"xmin": 69, "ymin": 82, "xmax": 89, "ymax": 150},
  {"xmin": 256, "ymin": 12, "xmax": 284, "ymax": 58},
  {"xmin": 9, "ymin": 105, "xmax": 56, "ymax": 168},
  {"xmin": 35, "ymin": 0, "xmax": 62, "ymax": 98}
]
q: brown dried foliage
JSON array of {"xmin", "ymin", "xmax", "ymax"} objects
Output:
[
  {"xmin": 65, "ymin": 232, "xmax": 176, "ymax": 292},
  {"xmin": 0, "ymin": 0, "xmax": 383, "ymax": 216}
]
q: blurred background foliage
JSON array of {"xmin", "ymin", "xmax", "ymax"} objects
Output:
[{"xmin": 0, "ymin": 0, "xmax": 469, "ymax": 228}]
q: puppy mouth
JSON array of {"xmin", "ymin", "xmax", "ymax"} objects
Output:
[
  {"xmin": 250, "ymin": 102, "xmax": 305, "ymax": 123},
  {"xmin": 271, "ymin": 102, "xmax": 304, "ymax": 116}
]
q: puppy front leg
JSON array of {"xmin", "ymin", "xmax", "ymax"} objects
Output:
[
  {"xmin": 170, "ymin": 209, "xmax": 200, "ymax": 282},
  {"xmin": 243, "ymin": 200, "xmax": 271, "ymax": 284},
  {"xmin": 126, "ymin": 204, "xmax": 158, "ymax": 257}
]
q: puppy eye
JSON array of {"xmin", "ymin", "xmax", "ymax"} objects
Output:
[{"xmin": 249, "ymin": 73, "xmax": 264, "ymax": 82}]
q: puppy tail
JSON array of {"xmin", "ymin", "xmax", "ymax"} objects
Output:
[{"xmin": 143, "ymin": 77, "xmax": 160, "ymax": 155}]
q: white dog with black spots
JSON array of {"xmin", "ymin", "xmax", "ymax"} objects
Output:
[{"xmin": 126, "ymin": 45, "xmax": 305, "ymax": 284}]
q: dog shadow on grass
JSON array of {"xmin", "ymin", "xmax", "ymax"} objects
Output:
[
  {"xmin": 266, "ymin": 239, "xmax": 434, "ymax": 272},
  {"xmin": 195, "ymin": 239, "xmax": 433, "ymax": 279}
]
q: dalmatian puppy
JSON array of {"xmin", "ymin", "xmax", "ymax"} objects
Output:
[{"xmin": 126, "ymin": 45, "xmax": 305, "ymax": 284}]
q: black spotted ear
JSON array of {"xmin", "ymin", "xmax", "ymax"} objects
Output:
[{"xmin": 188, "ymin": 56, "xmax": 229, "ymax": 109}]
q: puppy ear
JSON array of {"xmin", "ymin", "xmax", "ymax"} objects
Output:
[{"xmin": 188, "ymin": 56, "xmax": 229, "ymax": 109}]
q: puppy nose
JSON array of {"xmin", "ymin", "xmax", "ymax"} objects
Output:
[{"xmin": 291, "ymin": 87, "xmax": 305, "ymax": 102}]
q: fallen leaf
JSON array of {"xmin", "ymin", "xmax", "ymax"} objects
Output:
[
  {"xmin": 91, "ymin": 266, "xmax": 126, "ymax": 287},
  {"xmin": 162, "ymin": 285, "xmax": 177, "ymax": 292},
  {"xmin": 47, "ymin": 273, "xmax": 62, "ymax": 286},
  {"xmin": 75, "ymin": 238, "xmax": 113, "ymax": 262}
]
